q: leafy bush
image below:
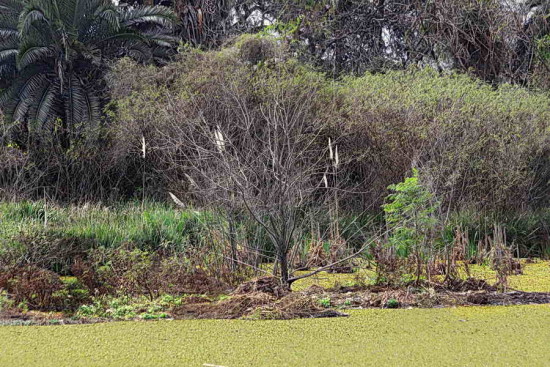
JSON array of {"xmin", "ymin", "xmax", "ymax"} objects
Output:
[
  {"xmin": 110, "ymin": 38, "xmax": 550, "ymax": 216},
  {"xmin": 0, "ymin": 266, "xmax": 63, "ymax": 311},
  {"xmin": 0, "ymin": 290, "xmax": 13, "ymax": 311},
  {"xmin": 53, "ymin": 278, "xmax": 91, "ymax": 312},
  {"xmin": 383, "ymin": 169, "xmax": 439, "ymax": 258},
  {"xmin": 338, "ymin": 68, "xmax": 550, "ymax": 211},
  {"xmin": 381, "ymin": 169, "xmax": 441, "ymax": 284},
  {"xmin": 385, "ymin": 299, "xmax": 399, "ymax": 309},
  {"xmin": 75, "ymin": 294, "xmax": 184, "ymax": 320},
  {"xmin": 318, "ymin": 297, "xmax": 331, "ymax": 308},
  {"xmin": 2, "ymin": 34, "xmax": 550, "ymax": 267},
  {"xmin": 72, "ymin": 247, "xmax": 230, "ymax": 299},
  {"xmin": 106, "ymin": 38, "xmax": 550, "ymax": 259},
  {"xmin": 3, "ymin": 33, "xmax": 549, "ymax": 216}
]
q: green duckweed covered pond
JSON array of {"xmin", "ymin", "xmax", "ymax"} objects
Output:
[{"xmin": 1, "ymin": 305, "xmax": 549, "ymax": 367}]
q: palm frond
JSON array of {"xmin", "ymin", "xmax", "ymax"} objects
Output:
[
  {"xmin": 0, "ymin": 28, "xmax": 18, "ymax": 38},
  {"xmin": 140, "ymin": 31, "xmax": 178, "ymax": 48},
  {"xmin": 0, "ymin": 33, "xmax": 19, "ymax": 67},
  {"xmin": 120, "ymin": 5, "xmax": 177, "ymax": 29},
  {"xmin": 77, "ymin": 0, "xmax": 119, "ymax": 42},
  {"xmin": 67, "ymin": 74, "xmax": 101, "ymax": 127},
  {"xmin": 17, "ymin": 45, "xmax": 52, "ymax": 70},
  {"xmin": 0, "ymin": 2, "xmax": 21, "ymax": 38},
  {"xmin": 0, "ymin": 14, "xmax": 19, "ymax": 37},
  {"xmin": 0, "ymin": 63, "xmax": 16, "ymax": 78},
  {"xmin": 10, "ymin": 72, "xmax": 50, "ymax": 123},
  {"xmin": 124, "ymin": 40, "xmax": 153, "ymax": 63},
  {"xmin": 0, "ymin": 48, "xmax": 17, "ymax": 63},
  {"xmin": 57, "ymin": 0, "xmax": 79, "ymax": 31},
  {"xmin": 18, "ymin": 7, "xmax": 50, "ymax": 37},
  {"xmin": 34, "ymin": 81, "xmax": 58, "ymax": 127},
  {"xmin": 94, "ymin": 6, "xmax": 120, "ymax": 31},
  {"xmin": 0, "ymin": 0, "xmax": 24, "ymax": 13},
  {"xmin": 95, "ymin": 31, "xmax": 147, "ymax": 45}
]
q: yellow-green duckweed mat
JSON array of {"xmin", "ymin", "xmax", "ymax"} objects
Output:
[{"xmin": 1, "ymin": 305, "xmax": 549, "ymax": 367}]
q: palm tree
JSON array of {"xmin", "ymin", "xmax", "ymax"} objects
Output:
[{"xmin": 0, "ymin": 0, "xmax": 177, "ymax": 148}]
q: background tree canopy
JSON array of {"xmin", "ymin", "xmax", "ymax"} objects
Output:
[
  {"xmin": 125, "ymin": 0, "xmax": 550, "ymax": 85},
  {"xmin": 0, "ymin": 0, "xmax": 549, "ymax": 208}
]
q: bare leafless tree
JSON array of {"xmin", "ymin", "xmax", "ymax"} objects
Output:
[{"xmin": 159, "ymin": 75, "xmax": 333, "ymax": 286}]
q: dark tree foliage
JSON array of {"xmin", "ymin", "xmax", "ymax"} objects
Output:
[
  {"xmin": 125, "ymin": 0, "xmax": 275, "ymax": 47},
  {"xmin": 287, "ymin": 0, "xmax": 549, "ymax": 83},
  {"xmin": 0, "ymin": 0, "xmax": 177, "ymax": 149},
  {"xmin": 128, "ymin": 0, "xmax": 550, "ymax": 85}
]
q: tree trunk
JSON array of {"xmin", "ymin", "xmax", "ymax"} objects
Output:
[{"xmin": 278, "ymin": 249, "xmax": 289, "ymax": 288}]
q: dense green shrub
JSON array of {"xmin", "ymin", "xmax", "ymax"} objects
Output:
[
  {"xmin": 3, "ymin": 34, "xmax": 549, "ymax": 214},
  {"xmin": 336, "ymin": 68, "xmax": 550, "ymax": 210},
  {"xmin": 380, "ymin": 169, "xmax": 442, "ymax": 283},
  {"xmin": 110, "ymin": 37, "xmax": 550, "ymax": 213}
]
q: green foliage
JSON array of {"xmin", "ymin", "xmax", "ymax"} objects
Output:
[
  {"xmin": 52, "ymin": 277, "xmax": 91, "ymax": 312},
  {"xmin": 383, "ymin": 169, "xmax": 439, "ymax": 257},
  {"xmin": 0, "ymin": 290, "xmax": 13, "ymax": 311},
  {"xmin": 537, "ymin": 35, "xmax": 550, "ymax": 63},
  {"xmin": 385, "ymin": 298, "xmax": 399, "ymax": 309},
  {"xmin": 318, "ymin": 297, "xmax": 331, "ymax": 308},
  {"xmin": 340, "ymin": 67, "xmax": 550, "ymax": 211},
  {"xmin": 108, "ymin": 41, "xmax": 550, "ymax": 259},
  {"xmin": 75, "ymin": 294, "xmax": 185, "ymax": 320},
  {"xmin": 261, "ymin": 16, "xmax": 304, "ymax": 40}
]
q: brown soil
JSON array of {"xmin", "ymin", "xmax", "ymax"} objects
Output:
[
  {"xmin": 326, "ymin": 286, "xmax": 550, "ymax": 309},
  {"xmin": 327, "ymin": 264, "xmax": 355, "ymax": 274},
  {"xmin": 0, "ymin": 310, "xmax": 110, "ymax": 326},
  {"xmin": 3, "ymin": 278, "xmax": 550, "ymax": 324},
  {"xmin": 171, "ymin": 280, "xmax": 550, "ymax": 320},
  {"xmin": 172, "ymin": 291, "xmax": 348, "ymax": 320},
  {"xmin": 233, "ymin": 276, "xmax": 290, "ymax": 298},
  {"xmin": 436, "ymin": 278, "xmax": 497, "ymax": 292}
]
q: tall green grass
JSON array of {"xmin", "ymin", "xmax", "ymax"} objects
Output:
[
  {"xmin": 448, "ymin": 209, "xmax": 550, "ymax": 258},
  {"xmin": 1, "ymin": 201, "xmax": 548, "ymax": 259},
  {"xmin": 0, "ymin": 201, "xmax": 212, "ymax": 251}
]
